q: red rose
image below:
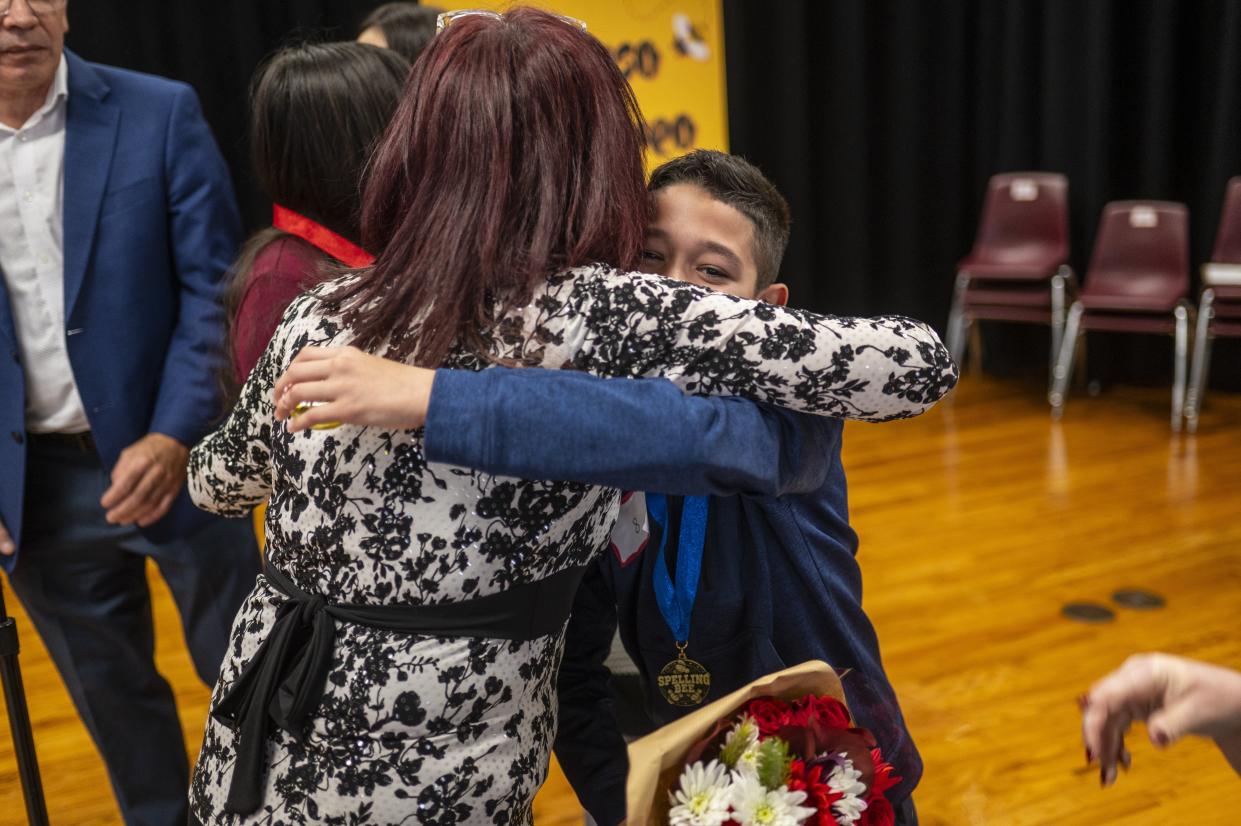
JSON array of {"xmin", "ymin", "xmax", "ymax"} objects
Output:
[
  {"xmin": 862, "ymin": 795, "xmax": 894, "ymax": 826},
  {"xmin": 743, "ymin": 697, "xmax": 796, "ymax": 736},
  {"xmin": 801, "ymin": 695, "xmax": 853, "ymax": 730}
]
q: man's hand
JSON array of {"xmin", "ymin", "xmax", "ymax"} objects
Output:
[
  {"xmin": 0, "ymin": 517, "xmax": 13, "ymax": 556},
  {"xmin": 273, "ymin": 346, "xmax": 436, "ymax": 433},
  {"xmin": 100, "ymin": 433, "xmax": 190, "ymax": 527}
]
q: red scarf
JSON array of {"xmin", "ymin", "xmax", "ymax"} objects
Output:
[{"xmin": 271, "ymin": 205, "xmax": 374, "ymax": 268}]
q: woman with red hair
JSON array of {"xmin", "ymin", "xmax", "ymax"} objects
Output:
[{"xmin": 186, "ymin": 8, "xmax": 956, "ymax": 824}]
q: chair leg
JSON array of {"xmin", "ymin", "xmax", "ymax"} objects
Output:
[
  {"xmin": 1185, "ymin": 290, "xmax": 1215, "ymax": 434},
  {"xmin": 1049, "ymin": 301, "xmax": 1084, "ymax": 418},
  {"xmin": 967, "ymin": 322, "xmax": 985, "ymax": 376},
  {"xmin": 1049, "ymin": 269, "xmax": 1068, "ymax": 390},
  {"xmin": 1171, "ymin": 302, "xmax": 1190, "ymax": 432},
  {"xmin": 946, "ymin": 273, "xmax": 970, "ymax": 368}
]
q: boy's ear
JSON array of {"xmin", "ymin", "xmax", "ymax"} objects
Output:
[{"xmin": 757, "ymin": 282, "xmax": 789, "ymax": 307}]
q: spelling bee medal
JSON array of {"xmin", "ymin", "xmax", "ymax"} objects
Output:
[
  {"xmin": 647, "ymin": 493, "xmax": 712, "ymax": 708},
  {"xmin": 657, "ymin": 641, "xmax": 712, "ymax": 707}
]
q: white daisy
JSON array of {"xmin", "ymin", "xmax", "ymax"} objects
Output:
[
  {"xmin": 729, "ymin": 772, "xmax": 816, "ymax": 826},
  {"xmin": 825, "ymin": 754, "xmax": 869, "ymax": 825},
  {"xmin": 668, "ymin": 760, "xmax": 734, "ymax": 826}
]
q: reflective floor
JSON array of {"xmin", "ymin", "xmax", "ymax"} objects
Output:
[{"xmin": 2, "ymin": 375, "xmax": 1239, "ymax": 825}]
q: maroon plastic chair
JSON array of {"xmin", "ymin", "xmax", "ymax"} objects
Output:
[
  {"xmin": 1049, "ymin": 201, "xmax": 1192, "ymax": 429},
  {"xmin": 947, "ymin": 172, "xmax": 1073, "ymax": 382},
  {"xmin": 1186, "ymin": 177, "xmax": 1241, "ymax": 432}
]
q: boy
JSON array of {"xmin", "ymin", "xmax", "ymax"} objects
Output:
[{"xmin": 422, "ymin": 151, "xmax": 952, "ymax": 824}]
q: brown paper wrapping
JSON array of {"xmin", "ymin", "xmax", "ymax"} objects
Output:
[{"xmin": 625, "ymin": 660, "xmax": 847, "ymax": 825}]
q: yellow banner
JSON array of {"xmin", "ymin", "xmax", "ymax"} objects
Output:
[{"xmin": 437, "ymin": 1, "xmax": 729, "ymax": 165}]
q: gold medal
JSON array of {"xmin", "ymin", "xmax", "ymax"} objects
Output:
[
  {"xmin": 656, "ymin": 642, "xmax": 711, "ymax": 707},
  {"xmin": 291, "ymin": 401, "xmax": 342, "ymax": 430}
]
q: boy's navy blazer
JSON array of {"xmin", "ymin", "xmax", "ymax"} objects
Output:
[
  {"xmin": 425, "ymin": 367, "xmax": 922, "ymax": 825},
  {"xmin": 0, "ymin": 50, "xmax": 242, "ymax": 571}
]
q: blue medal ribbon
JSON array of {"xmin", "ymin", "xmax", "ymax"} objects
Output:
[{"xmin": 645, "ymin": 493, "xmax": 710, "ymax": 644}]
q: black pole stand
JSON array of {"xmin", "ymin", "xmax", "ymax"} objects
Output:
[{"xmin": 0, "ymin": 583, "xmax": 49, "ymax": 825}]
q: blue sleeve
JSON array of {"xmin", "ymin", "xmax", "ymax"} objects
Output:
[
  {"xmin": 553, "ymin": 563, "xmax": 628, "ymax": 826},
  {"xmin": 423, "ymin": 367, "xmax": 836, "ymax": 497},
  {"xmin": 149, "ymin": 84, "xmax": 242, "ymax": 446}
]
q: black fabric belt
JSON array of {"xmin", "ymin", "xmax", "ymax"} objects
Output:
[
  {"xmin": 27, "ymin": 431, "xmax": 96, "ymax": 452},
  {"xmin": 213, "ymin": 561, "xmax": 589, "ymax": 815}
]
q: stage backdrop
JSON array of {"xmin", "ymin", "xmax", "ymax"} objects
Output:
[
  {"xmin": 439, "ymin": 1, "xmax": 728, "ymax": 168},
  {"xmin": 722, "ymin": 0, "xmax": 1241, "ymax": 388},
  {"xmin": 65, "ymin": 1, "xmax": 1241, "ymax": 387},
  {"xmin": 66, "ymin": 0, "xmax": 725, "ymax": 226}
]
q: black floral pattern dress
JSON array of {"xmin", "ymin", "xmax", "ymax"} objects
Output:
[{"xmin": 187, "ymin": 264, "xmax": 957, "ymax": 826}]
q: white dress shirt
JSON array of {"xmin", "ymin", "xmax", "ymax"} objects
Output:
[{"xmin": 0, "ymin": 56, "xmax": 89, "ymax": 434}]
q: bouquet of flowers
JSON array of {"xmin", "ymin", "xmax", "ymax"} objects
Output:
[
  {"xmin": 666, "ymin": 693, "xmax": 900, "ymax": 826},
  {"xmin": 626, "ymin": 662, "xmax": 901, "ymax": 826}
]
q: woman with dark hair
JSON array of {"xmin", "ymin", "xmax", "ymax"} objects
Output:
[
  {"xmin": 186, "ymin": 8, "xmax": 957, "ymax": 824},
  {"xmin": 227, "ymin": 42, "xmax": 409, "ymax": 390},
  {"xmin": 357, "ymin": 2, "xmax": 444, "ymax": 63}
]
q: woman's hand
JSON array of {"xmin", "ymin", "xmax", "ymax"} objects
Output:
[
  {"xmin": 273, "ymin": 346, "xmax": 436, "ymax": 433},
  {"xmin": 1081, "ymin": 652, "xmax": 1241, "ymax": 785}
]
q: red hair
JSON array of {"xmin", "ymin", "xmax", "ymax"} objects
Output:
[{"xmin": 327, "ymin": 6, "xmax": 649, "ymax": 365}]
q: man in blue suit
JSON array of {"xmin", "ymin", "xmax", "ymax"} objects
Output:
[{"xmin": 0, "ymin": 2, "xmax": 259, "ymax": 823}]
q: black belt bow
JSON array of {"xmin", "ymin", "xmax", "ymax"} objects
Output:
[{"xmin": 213, "ymin": 562, "xmax": 587, "ymax": 814}]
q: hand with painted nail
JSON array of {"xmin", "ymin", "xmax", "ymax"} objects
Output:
[
  {"xmin": 272, "ymin": 346, "xmax": 435, "ymax": 433},
  {"xmin": 1081, "ymin": 653, "xmax": 1241, "ymax": 785}
]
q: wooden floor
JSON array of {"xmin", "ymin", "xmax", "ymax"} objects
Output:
[{"xmin": 2, "ymin": 375, "xmax": 1240, "ymax": 825}]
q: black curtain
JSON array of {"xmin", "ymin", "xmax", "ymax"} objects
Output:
[
  {"xmin": 68, "ymin": 1, "xmax": 378, "ymax": 231},
  {"xmin": 723, "ymin": 0, "xmax": 1241, "ymax": 385},
  {"xmin": 68, "ymin": 1, "xmax": 1241, "ymax": 384}
]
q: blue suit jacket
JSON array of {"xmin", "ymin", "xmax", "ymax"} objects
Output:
[
  {"xmin": 0, "ymin": 50, "xmax": 242, "ymax": 570},
  {"xmin": 425, "ymin": 368, "xmax": 921, "ymax": 825}
]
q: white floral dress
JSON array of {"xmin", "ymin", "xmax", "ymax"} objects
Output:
[{"xmin": 186, "ymin": 264, "xmax": 957, "ymax": 826}]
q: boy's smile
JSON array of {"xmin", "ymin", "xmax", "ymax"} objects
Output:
[{"xmin": 639, "ymin": 182, "xmax": 788, "ymax": 306}]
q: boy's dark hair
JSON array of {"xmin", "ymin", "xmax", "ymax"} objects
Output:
[
  {"xmin": 648, "ymin": 149, "xmax": 791, "ymax": 288},
  {"xmin": 359, "ymin": 3, "xmax": 444, "ymax": 64}
]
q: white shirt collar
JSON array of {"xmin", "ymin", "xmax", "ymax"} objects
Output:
[
  {"xmin": 39, "ymin": 53, "xmax": 68, "ymax": 117},
  {"xmin": 50, "ymin": 52, "xmax": 68, "ymax": 102}
]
